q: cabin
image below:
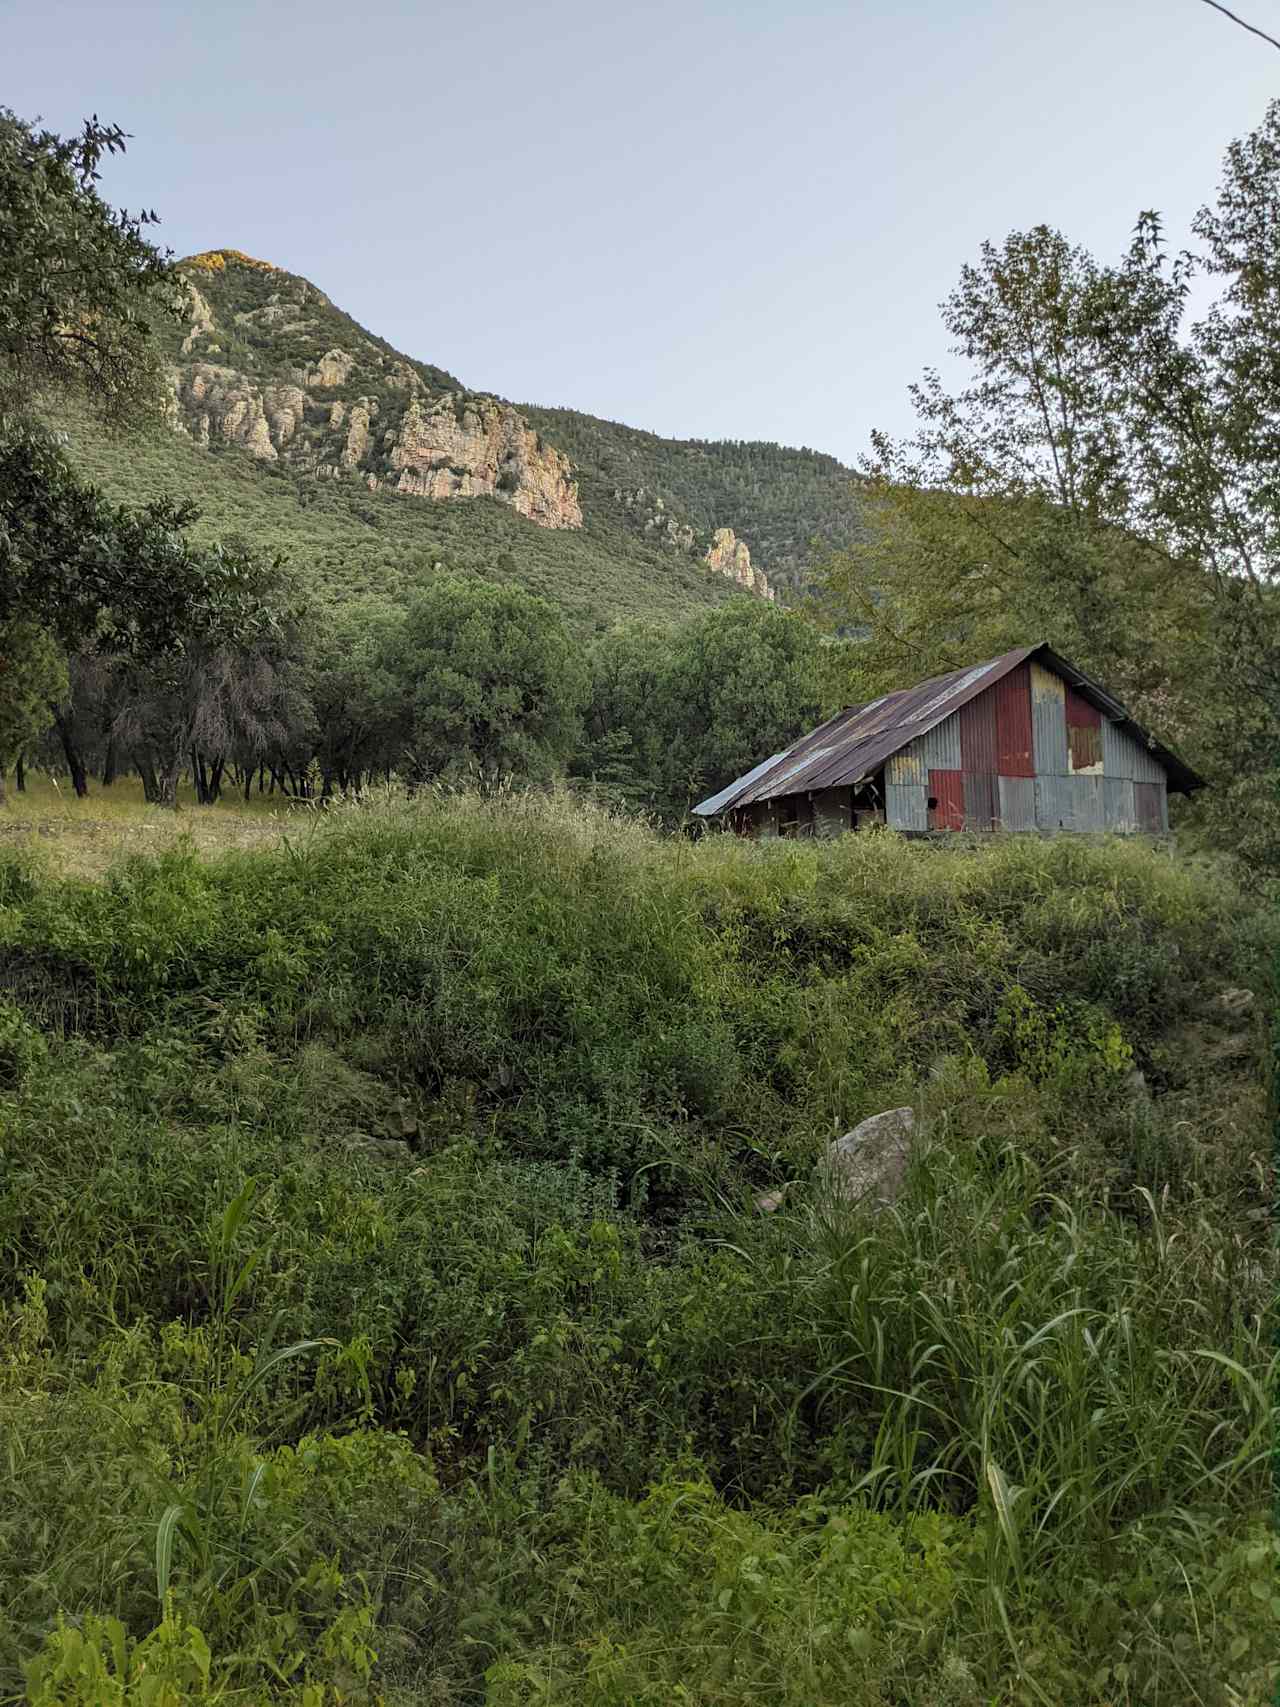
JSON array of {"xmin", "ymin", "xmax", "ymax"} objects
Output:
[{"xmin": 693, "ymin": 643, "xmax": 1204, "ymax": 837}]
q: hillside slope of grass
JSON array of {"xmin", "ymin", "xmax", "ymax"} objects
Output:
[
  {"xmin": 54, "ymin": 404, "xmax": 737, "ymax": 633},
  {"xmin": 0, "ymin": 798, "xmax": 1274, "ymax": 1704},
  {"xmin": 50, "ymin": 249, "xmax": 867, "ymax": 626}
]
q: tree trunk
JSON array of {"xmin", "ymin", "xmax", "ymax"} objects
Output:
[
  {"xmin": 51, "ymin": 707, "xmax": 89, "ymax": 798},
  {"xmin": 135, "ymin": 756, "xmax": 160, "ymax": 804},
  {"xmin": 208, "ymin": 757, "xmax": 224, "ymax": 803},
  {"xmin": 14, "ymin": 756, "xmax": 25, "ymax": 794},
  {"xmin": 0, "ymin": 772, "xmax": 7, "ymax": 806},
  {"xmin": 156, "ymin": 757, "xmax": 181, "ymax": 809},
  {"xmin": 192, "ymin": 748, "xmax": 209, "ymax": 805},
  {"xmin": 102, "ymin": 737, "xmax": 118, "ymax": 786}
]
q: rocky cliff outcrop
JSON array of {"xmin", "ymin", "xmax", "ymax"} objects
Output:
[
  {"xmin": 610, "ymin": 491, "xmax": 775, "ymax": 600},
  {"xmin": 705, "ymin": 527, "xmax": 774, "ymax": 601},
  {"xmin": 390, "ymin": 396, "xmax": 582, "ymax": 528},
  {"xmin": 169, "ymin": 261, "xmax": 581, "ymax": 531}
]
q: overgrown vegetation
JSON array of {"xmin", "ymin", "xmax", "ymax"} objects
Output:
[
  {"xmin": 817, "ymin": 101, "xmax": 1280, "ymax": 876},
  {"xmin": 0, "ymin": 794, "xmax": 1274, "ymax": 1703}
]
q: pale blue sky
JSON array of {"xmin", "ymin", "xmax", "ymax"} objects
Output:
[{"xmin": 4, "ymin": 0, "xmax": 1276, "ymax": 462}]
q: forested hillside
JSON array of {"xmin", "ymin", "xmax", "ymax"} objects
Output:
[
  {"xmin": 52, "ymin": 248, "xmax": 863, "ymax": 628},
  {"xmin": 520, "ymin": 405, "xmax": 868, "ymax": 595},
  {"xmin": 54, "ymin": 401, "xmax": 734, "ymax": 633}
]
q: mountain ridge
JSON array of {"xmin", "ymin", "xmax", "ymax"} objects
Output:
[{"xmin": 58, "ymin": 248, "xmax": 868, "ymax": 627}]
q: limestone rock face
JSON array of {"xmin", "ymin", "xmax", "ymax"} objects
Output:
[
  {"xmin": 180, "ymin": 283, "xmax": 215, "ymax": 356},
  {"xmin": 168, "ymin": 259, "xmax": 583, "ymax": 531},
  {"xmin": 306, "ymin": 349, "xmax": 356, "ymax": 389},
  {"xmin": 175, "ymin": 364, "xmax": 278, "ymax": 461},
  {"xmin": 705, "ymin": 527, "xmax": 774, "ymax": 601},
  {"xmin": 389, "ymin": 395, "xmax": 582, "ymax": 528},
  {"xmin": 612, "ymin": 490, "xmax": 775, "ymax": 600}
]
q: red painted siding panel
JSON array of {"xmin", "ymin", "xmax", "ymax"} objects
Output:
[
  {"xmin": 928, "ymin": 769, "xmax": 964, "ymax": 831},
  {"xmin": 994, "ymin": 663, "xmax": 1034, "ymax": 777},
  {"xmin": 1065, "ymin": 686, "xmax": 1101, "ymax": 729},
  {"xmin": 959, "ymin": 688, "xmax": 999, "ymax": 776}
]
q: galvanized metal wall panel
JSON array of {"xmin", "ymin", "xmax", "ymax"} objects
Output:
[
  {"xmin": 963, "ymin": 771, "xmax": 998, "ymax": 832},
  {"xmin": 812, "ymin": 787, "xmax": 851, "ymax": 837},
  {"xmin": 959, "ymin": 689, "xmax": 999, "ymax": 777},
  {"xmin": 1104, "ymin": 719, "xmax": 1166, "ymax": 785},
  {"xmin": 1073, "ymin": 775, "xmax": 1104, "ymax": 831},
  {"xmin": 1102, "ymin": 719, "xmax": 1135, "ymax": 779},
  {"xmin": 885, "ymin": 781, "xmax": 928, "ymax": 831},
  {"xmin": 885, "ymin": 748, "xmax": 927, "ymax": 786},
  {"xmin": 1102, "ymin": 776, "xmax": 1137, "ymax": 831},
  {"xmin": 1030, "ymin": 661, "xmax": 1068, "ymax": 775},
  {"xmin": 997, "ymin": 775, "xmax": 1036, "ymax": 831},
  {"xmin": 1035, "ymin": 772, "xmax": 1075, "ymax": 831},
  {"xmin": 929, "ymin": 768, "xmax": 965, "ymax": 831},
  {"xmin": 994, "ymin": 663, "xmax": 1034, "ymax": 777},
  {"xmin": 915, "ymin": 711, "xmax": 962, "ymax": 770},
  {"xmin": 1134, "ymin": 780, "xmax": 1164, "ymax": 833},
  {"xmin": 1132, "ymin": 740, "xmax": 1165, "ymax": 786}
]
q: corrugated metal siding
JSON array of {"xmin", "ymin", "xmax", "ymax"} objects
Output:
[
  {"xmin": 994, "ymin": 664, "xmax": 1034, "ymax": 777},
  {"xmin": 963, "ymin": 772, "xmax": 998, "ymax": 832},
  {"xmin": 1030, "ymin": 662, "xmax": 1068, "ymax": 775},
  {"xmin": 1073, "ymin": 775, "xmax": 1104, "ymax": 831},
  {"xmin": 1036, "ymin": 773, "xmax": 1075, "ymax": 831},
  {"xmin": 959, "ymin": 689, "xmax": 999, "ymax": 776},
  {"xmin": 885, "ymin": 748, "xmax": 927, "ymax": 786},
  {"xmin": 1103, "ymin": 776, "xmax": 1137, "ymax": 831},
  {"xmin": 1068, "ymin": 723, "xmax": 1104, "ymax": 773},
  {"xmin": 915, "ymin": 711, "xmax": 962, "ymax": 770},
  {"xmin": 885, "ymin": 781, "xmax": 928, "ymax": 831},
  {"xmin": 1134, "ymin": 780, "xmax": 1164, "ymax": 833},
  {"xmin": 1066, "ymin": 687, "xmax": 1103, "ymax": 774},
  {"xmin": 1102, "ymin": 719, "xmax": 1135, "ymax": 779},
  {"xmin": 1103, "ymin": 720, "xmax": 1166, "ymax": 785},
  {"xmin": 998, "ymin": 775, "xmax": 1036, "ymax": 831},
  {"xmin": 1065, "ymin": 686, "xmax": 1102, "ymax": 729},
  {"xmin": 929, "ymin": 769, "xmax": 964, "ymax": 831},
  {"xmin": 1132, "ymin": 740, "xmax": 1165, "ymax": 786},
  {"xmin": 812, "ymin": 787, "xmax": 851, "ymax": 837}
]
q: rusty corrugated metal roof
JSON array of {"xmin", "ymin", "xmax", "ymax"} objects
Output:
[{"xmin": 692, "ymin": 643, "xmax": 1204, "ymax": 816}]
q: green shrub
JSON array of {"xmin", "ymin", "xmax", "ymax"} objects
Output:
[{"xmin": 0, "ymin": 794, "xmax": 1272, "ymax": 1704}]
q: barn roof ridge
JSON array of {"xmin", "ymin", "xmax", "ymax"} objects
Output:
[{"xmin": 693, "ymin": 643, "xmax": 1203, "ymax": 817}]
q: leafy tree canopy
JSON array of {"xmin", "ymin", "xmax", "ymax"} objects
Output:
[
  {"xmin": 379, "ymin": 576, "xmax": 588, "ymax": 786},
  {"xmin": 817, "ymin": 99, "xmax": 1280, "ymax": 865},
  {"xmin": 0, "ymin": 107, "xmax": 180, "ymax": 422}
]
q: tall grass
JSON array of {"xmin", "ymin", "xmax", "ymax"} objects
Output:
[{"xmin": 0, "ymin": 792, "xmax": 1273, "ymax": 1703}]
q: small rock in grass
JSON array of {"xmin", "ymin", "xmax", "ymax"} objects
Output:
[{"xmin": 818, "ymin": 1107, "xmax": 916, "ymax": 1208}]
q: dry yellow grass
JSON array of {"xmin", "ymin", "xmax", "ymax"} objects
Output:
[{"xmin": 0, "ymin": 773, "xmax": 309, "ymax": 880}]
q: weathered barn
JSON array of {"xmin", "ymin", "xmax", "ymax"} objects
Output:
[{"xmin": 694, "ymin": 643, "xmax": 1203, "ymax": 837}]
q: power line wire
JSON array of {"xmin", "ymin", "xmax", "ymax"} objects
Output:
[{"xmin": 1199, "ymin": 0, "xmax": 1280, "ymax": 52}]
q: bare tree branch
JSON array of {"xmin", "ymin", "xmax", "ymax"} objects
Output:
[{"xmin": 1198, "ymin": 0, "xmax": 1280, "ymax": 52}]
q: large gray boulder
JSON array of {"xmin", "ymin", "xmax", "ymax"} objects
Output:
[{"xmin": 818, "ymin": 1106, "xmax": 917, "ymax": 1208}]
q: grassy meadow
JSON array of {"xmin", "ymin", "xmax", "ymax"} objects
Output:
[{"xmin": 0, "ymin": 788, "xmax": 1274, "ymax": 1705}]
